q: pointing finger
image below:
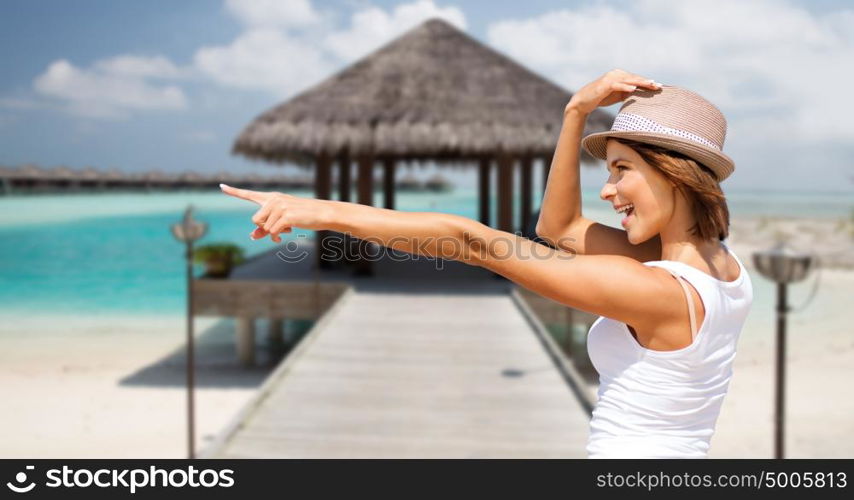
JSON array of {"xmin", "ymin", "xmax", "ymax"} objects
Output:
[
  {"xmin": 268, "ymin": 212, "xmax": 292, "ymax": 235},
  {"xmin": 219, "ymin": 183, "xmax": 269, "ymax": 204},
  {"xmin": 250, "ymin": 226, "xmax": 268, "ymax": 240},
  {"xmin": 251, "ymin": 199, "xmax": 275, "ymax": 226}
]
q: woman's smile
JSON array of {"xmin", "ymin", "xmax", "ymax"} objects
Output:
[
  {"xmin": 620, "ymin": 207, "xmax": 635, "ymax": 228},
  {"xmin": 614, "ymin": 202, "xmax": 636, "ymax": 228}
]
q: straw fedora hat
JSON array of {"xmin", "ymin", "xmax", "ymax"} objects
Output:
[{"xmin": 581, "ymin": 84, "xmax": 734, "ymax": 182}]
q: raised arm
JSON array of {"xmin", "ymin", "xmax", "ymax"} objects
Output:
[
  {"xmin": 536, "ymin": 69, "xmax": 663, "ymax": 262},
  {"xmin": 534, "ymin": 107, "xmax": 587, "ymax": 242}
]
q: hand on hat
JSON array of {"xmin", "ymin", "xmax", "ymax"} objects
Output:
[
  {"xmin": 219, "ymin": 184, "xmax": 333, "ymax": 243},
  {"xmin": 566, "ymin": 69, "xmax": 662, "ymax": 116}
]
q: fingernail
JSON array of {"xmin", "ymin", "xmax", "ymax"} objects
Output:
[
  {"xmin": 249, "ymin": 234, "xmax": 256, "ymax": 240},
  {"xmin": 219, "ymin": 183, "xmax": 228, "ymax": 189}
]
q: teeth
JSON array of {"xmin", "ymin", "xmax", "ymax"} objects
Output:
[{"xmin": 616, "ymin": 203, "xmax": 634, "ymax": 214}]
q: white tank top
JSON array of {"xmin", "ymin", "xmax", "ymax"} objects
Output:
[{"xmin": 585, "ymin": 241, "xmax": 753, "ymax": 458}]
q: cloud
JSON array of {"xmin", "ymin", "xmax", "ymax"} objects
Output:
[
  {"xmin": 193, "ymin": 28, "xmax": 334, "ymax": 97},
  {"xmin": 486, "ymin": 0, "xmax": 854, "ymax": 143},
  {"xmin": 324, "ymin": 0, "xmax": 467, "ymax": 61},
  {"xmin": 92, "ymin": 54, "xmax": 189, "ymax": 79},
  {"xmin": 196, "ymin": 0, "xmax": 466, "ymax": 95},
  {"xmin": 32, "ymin": 57, "xmax": 188, "ymax": 119},
  {"xmin": 16, "ymin": 1, "xmax": 468, "ymax": 118},
  {"xmin": 225, "ymin": 0, "xmax": 321, "ymax": 28}
]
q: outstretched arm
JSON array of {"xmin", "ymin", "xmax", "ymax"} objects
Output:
[
  {"xmin": 220, "ymin": 183, "xmax": 477, "ymax": 261},
  {"xmin": 325, "ymin": 198, "xmax": 671, "ymax": 330},
  {"xmin": 325, "ymin": 200, "xmax": 479, "ymax": 263},
  {"xmin": 219, "ymin": 183, "xmax": 672, "ymax": 330}
]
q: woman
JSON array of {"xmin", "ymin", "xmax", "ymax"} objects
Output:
[{"xmin": 220, "ymin": 69, "xmax": 753, "ymax": 459}]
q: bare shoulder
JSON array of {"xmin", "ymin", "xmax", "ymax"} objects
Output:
[{"xmin": 628, "ymin": 267, "xmax": 707, "ymax": 352}]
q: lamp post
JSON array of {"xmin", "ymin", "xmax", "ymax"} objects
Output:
[
  {"xmin": 752, "ymin": 240, "xmax": 815, "ymax": 459},
  {"xmin": 171, "ymin": 205, "xmax": 207, "ymax": 459}
]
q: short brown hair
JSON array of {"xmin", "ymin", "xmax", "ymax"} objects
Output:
[{"xmin": 613, "ymin": 138, "xmax": 730, "ymax": 241}]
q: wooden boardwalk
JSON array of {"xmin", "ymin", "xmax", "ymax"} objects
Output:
[{"xmin": 202, "ymin": 286, "xmax": 593, "ymax": 458}]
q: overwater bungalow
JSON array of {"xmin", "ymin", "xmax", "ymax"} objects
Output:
[
  {"xmin": 17, "ymin": 164, "xmax": 50, "ymax": 191},
  {"xmin": 48, "ymin": 166, "xmax": 79, "ymax": 189},
  {"xmin": 141, "ymin": 169, "xmax": 169, "ymax": 190},
  {"xmin": 0, "ymin": 164, "xmax": 316, "ymax": 194},
  {"xmin": 396, "ymin": 171, "xmax": 422, "ymax": 191},
  {"xmin": 103, "ymin": 167, "xmax": 128, "ymax": 188},
  {"xmin": 176, "ymin": 171, "xmax": 204, "ymax": 189},
  {"xmin": 424, "ymin": 173, "xmax": 452, "ymax": 192},
  {"xmin": 77, "ymin": 166, "xmax": 103, "ymax": 189}
]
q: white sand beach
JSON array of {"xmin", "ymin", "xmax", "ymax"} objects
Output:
[
  {"xmin": 714, "ymin": 217, "xmax": 853, "ymax": 457},
  {"xmin": 727, "ymin": 215, "xmax": 854, "ymax": 269},
  {"xmin": 0, "ymin": 315, "xmax": 282, "ymax": 458},
  {"xmin": 709, "ymin": 246, "xmax": 854, "ymax": 458}
]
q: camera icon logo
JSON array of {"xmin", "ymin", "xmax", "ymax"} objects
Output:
[{"xmin": 6, "ymin": 465, "xmax": 36, "ymax": 493}]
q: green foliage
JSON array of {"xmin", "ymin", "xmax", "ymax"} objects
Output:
[{"xmin": 192, "ymin": 243, "xmax": 246, "ymax": 265}]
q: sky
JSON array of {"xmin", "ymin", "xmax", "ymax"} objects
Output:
[{"xmin": 1, "ymin": 0, "xmax": 852, "ymax": 193}]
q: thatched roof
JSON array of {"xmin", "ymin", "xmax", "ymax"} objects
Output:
[
  {"xmin": 15, "ymin": 164, "xmax": 46, "ymax": 178},
  {"xmin": 178, "ymin": 171, "xmax": 204, "ymax": 182},
  {"xmin": 233, "ymin": 18, "xmax": 612, "ymax": 168},
  {"xmin": 49, "ymin": 166, "xmax": 76, "ymax": 179},
  {"xmin": 214, "ymin": 170, "xmax": 241, "ymax": 184},
  {"xmin": 104, "ymin": 168, "xmax": 125, "ymax": 180},
  {"xmin": 78, "ymin": 166, "xmax": 101, "ymax": 180},
  {"xmin": 141, "ymin": 169, "xmax": 168, "ymax": 181},
  {"xmin": 398, "ymin": 172, "xmax": 420, "ymax": 187}
]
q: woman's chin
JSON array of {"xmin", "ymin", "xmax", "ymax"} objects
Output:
[
  {"xmin": 625, "ymin": 227, "xmax": 650, "ymax": 245},
  {"xmin": 625, "ymin": 228, "xmax": 637, "ymax": 243}
]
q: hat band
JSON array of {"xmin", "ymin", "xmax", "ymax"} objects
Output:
[{"xmin": 611, "ymin": 112, "xmax": 721, "ymax": 151}]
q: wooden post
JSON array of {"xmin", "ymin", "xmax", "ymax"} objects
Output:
[
  {"xmin": 497, "ymin": 154, "xmax": 514, "ymax": 234},
  {"xmin": 478, "ymin": 157, "xmax": 491, "ymax": 226},
  {"xmin": 775, "ymin": 282, "xmax": 788, "ymax": 459},
  {"xmin": 338, "ymin": 152, "xmax": 351, "ymax": 202},
  {"xmin": 355, "ymin": 154, "xmax": 375, "ymax": 276},
  {"xmin": 337, "ymin": 152, "xmax": 352, "ymax": 264},
  {"xmin": 520, "ymin": 156, "xmax": 532, "ymax": 235},
  {"xmin": 236, "ymin": 316, "xmax": 255, "ymax": 366},
  {"xmin": 383, "ymin": 158, "xmax": 395, "ymax": 209},
  {"xmin": 314, "ymin": 153, "xmax": 333, "ymax": 269},
  {"xmin": 268, "ymin": 318, "xmax": 284, "ymax": 350}
]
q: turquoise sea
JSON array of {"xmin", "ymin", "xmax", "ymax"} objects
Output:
[{"xmin": 0, "ymin": 187, "xmax": 850, "ymax": 316}]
